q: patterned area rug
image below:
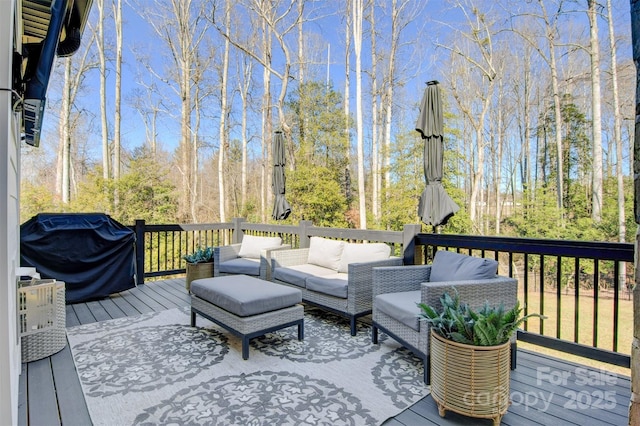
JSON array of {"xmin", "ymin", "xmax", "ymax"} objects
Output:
[{"xmin": 67, "ymin": 307, "xmax": 429, "ymax": 425}]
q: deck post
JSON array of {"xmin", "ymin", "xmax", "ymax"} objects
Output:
[
  {"xmin": 298, "ymin": 220, "xmax": 313, "ymax": 248},
  {"xmin": 231, "ymin": 218, "xmax": 246, "ymax": 244},
  {"xmin": 402, "ymin": 224, "xmax": 421, "ymax": 264},
  {"xmin": 134, "ymin": 219, "xmax": 145, "ymax": 285}
]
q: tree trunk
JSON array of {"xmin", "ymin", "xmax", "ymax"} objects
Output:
[
  {"xmin": 240, "ymin": 59, "xmax": 252, "ymax": 213},
  {"xmin": 260, "ymin": 7, "xmax": 272, "ymax": 223},
  {"xmin": 629, "ymin": 1, "xmax": 639, "ymax": 423},
  {"xmin": 352, "ymin": 0, "xmax": 366, "ymax": 229},
  {"xmin": 297, "ymin": 0, "xmax": 304, "ymax": 85},
  {"xmin": 219, "ymin": 1, "xmax": 231, "ymax": 223},
  {"xmin": 344, "ymin": 1, "xmax": 351, "ymax": 200},
  {"xmin": 495, "ymin": 80, "xmax": 504, "ymax": 234},
  {"xmin": 61, "ymin": 59, "xmax": 72, "ymax": 204},
  {"xmin": 96, "ymin": 0, "xmax": 109, "ymax": 181},
  {"xmin": 383, "ymin": 0, "xmax": 400, "ymax": 220},
  {"xmin": 369, "ymin": 4, "xmax": 379, "ymax": 222},
  {"xmin": 113, "ymin": 0, "xmax": 123, "ymax": 208},
  {"xmin": 529, "ymin": 0, "xmax": 565, "ymax": 216},
  {"xmin": 606, "ymin": 0, "xmax": 626, "ymax": 289},
  {"xmin": 588, "ymin": 0, "xmax": 603, "ymax": 223}
]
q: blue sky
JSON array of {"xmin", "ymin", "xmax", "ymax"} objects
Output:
[{"xmin": 39, "ymin": 0, "xmax": 633, "ymax": 164}]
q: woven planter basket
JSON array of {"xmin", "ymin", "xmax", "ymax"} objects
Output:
[
  {"xmin": 186, "ymin": 262, "xmax": 213, "ymax": 291},
  {"xmin": 430, "ymin": 330, "xmax": 510, "ymax": 426}
]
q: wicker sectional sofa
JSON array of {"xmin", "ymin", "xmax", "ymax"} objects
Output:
[{"xmin": 270, "ymin": 237, "xmax": 403, "ymax": 335}]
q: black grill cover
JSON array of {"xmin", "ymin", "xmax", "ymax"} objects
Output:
[{"xmin": 20, "ymin": 213, "xmax": 136, "ymax": 303}]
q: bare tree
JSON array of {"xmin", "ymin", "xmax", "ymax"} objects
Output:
[
  {"xmin": 259, "ymin": 0, "xmax": 273, "ymax": 222},
  {"xmin": 368, "ymin": 2, "xmax": 381, "ymax": 221},
  {"xmin": 352, "ymin": 0, "xmax": 366, "ymax": 229},
  {"xmin": 218, "ymin": 0, "xmax": 231, "ymax": 222},
  {"xmin": 297, "ymin": 0, "xmax": 305, "ymax": 85},
  {"xmin": 59, "ymin": 59, "xmax": 72, "ymax": 204},
  {"xmin": 213, "ymin": 0, "xmax": 303, "ymax": 220},
  {"xmin": 137, "ymin": 0, "xmax": 213, "ymax": 221},
  {"xmin": 344, "ymin": 0, "xmax": 352, "ymax": 167},
  {"xmin": 440, "ymin": 0, "xmax": 498, "ymax": 228},
  {"xmin": 130, "ymin": 80, "xmax": 166, "ymax": 157},
  {"xmin": 509, "ymin": 0, "xmax": 567, "ymax": 217},
  {"xmin": 238, "ymin": 55, "xmax": 254, "ymax": 213},
  {"xmin": 94, "ymin": 0, "xmax": 110, "ymax": 181},
  {"xmin": 113, "ymin": 0, "xmax": 123, "ymax": 182},
  {"xmin": 56, "ymin": 33, "xmax": 97, "ymax": 204},
  {"xmin": 631, "ymin": 1, "xmax": 640, "ymax": 423},
  {"xmin": 587, "ymin": 0, "xmax": 603, "ymax": 222}
]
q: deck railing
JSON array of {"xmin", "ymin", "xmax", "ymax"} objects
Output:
[
  {"xmin": 131, "ymin": 219, "xmax": 633, "ymax": 368},
  {"xmin": 414, "ymin": 233, "xmax": 633, "ymax": 368},
  {"xmin": 131, "ymin": 218, "xmax": 420, "ymax": 282}
]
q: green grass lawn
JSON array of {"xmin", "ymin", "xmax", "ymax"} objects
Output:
[{"xmin": 518, "ymin": 287, "xmax": 632, "ymax": 377}]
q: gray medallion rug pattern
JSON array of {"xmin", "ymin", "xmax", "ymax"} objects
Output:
[{"xmin": 67, "ymin": 307, "xmax": 429, "ymax": 425}]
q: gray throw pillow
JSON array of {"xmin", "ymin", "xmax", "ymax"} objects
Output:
[{"xmin": 429, "ymin": 250, "xmax": 498, "ymax": 282}]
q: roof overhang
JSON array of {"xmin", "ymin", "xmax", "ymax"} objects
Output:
[
  {"xmin": 20, "ymin": 0, "xmax": 93, "ymax": 50},
  {"xmin": 14, "ymin": 0, "xmax": 93, "ymax": 146}
]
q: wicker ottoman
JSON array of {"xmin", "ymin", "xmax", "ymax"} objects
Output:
[{"xmin": 190, "ymin": 275, "xmax": 304, "ymax": 359}]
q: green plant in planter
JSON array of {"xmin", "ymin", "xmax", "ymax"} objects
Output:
[
  {"xmin": 419, "ymin": 289, "xmax": 544, "ymax": 346},
  {"xmin": 183, "ymin": 246, "xmax": 214, "ymax": 264}
]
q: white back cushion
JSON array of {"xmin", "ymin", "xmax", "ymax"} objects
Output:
[
  {"xmin": 338, "ymin": 243, "xmax": 391, "ymax": 273},
  {"xmin": 238, "ymin": 235, "xmax": 282, "ymax": 259},
  {"xmin": 307, "ymin": 237, "xmax": 345, "ymax": 271}
]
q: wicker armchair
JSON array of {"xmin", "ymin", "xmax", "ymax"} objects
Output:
[
  {"xmin": 214, "ymin": 240, "xmax": 290, "ymax": 281},
  {"xmin": 271, "ymin": 245, "xmax": 403, "ymax": 335},
  {"xmin": 371, "ymin": 256, "xmax": 518, "ymax": 384}
]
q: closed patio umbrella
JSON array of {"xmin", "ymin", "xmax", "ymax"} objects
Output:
[
  {"xmin": 415, "ymin": 80, "xmax": 459, "ymax": 229},
  {"xmin": 272, "ymin": 131, "xmax": 291, "ymax": 220}
]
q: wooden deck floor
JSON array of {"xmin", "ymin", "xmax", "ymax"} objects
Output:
[{"xmin": 18, "ymin": 278, "xmax": 631, "ymax": 425}]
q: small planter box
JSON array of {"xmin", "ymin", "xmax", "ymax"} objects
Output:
[
  {"xmin": 430, "ymin": 330, "xmax": 510, "ymax": 426},
  {"xmin": 18, "ymin": 279, "xmax": 66, "ymax": 362},
  {"xmin": 185, "ymin": 262, "xmax": 213, "ymax": 292}
]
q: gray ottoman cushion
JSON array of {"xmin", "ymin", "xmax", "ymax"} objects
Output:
[
  {"xmin": 375, "ymin": 290, "xmax": 421, "ymax": 331},
  {"xmin": 219, "ymin": 257, "xmax": 260, "ymax": 276},
  {"xmin": 191, "ymin": 275, "xmax": 302, "ymax": 317}
]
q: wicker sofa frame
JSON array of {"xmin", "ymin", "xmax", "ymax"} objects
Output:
[
  {"xmin": 270, "ymin": 247, "xmax": 402, "ymax": 335},
  {"xmin": 371, "ymin": 264, "xmax": 518, "ymax": 384}
]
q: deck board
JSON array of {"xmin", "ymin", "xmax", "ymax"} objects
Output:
[
  {"xmin": 65, "ymin": 305, "xmax": 80, "ymax": 327},
  {"xmin": 111, "ymin": 288, "xmax": 155, "ymax": 315},
  {"xmin": 50, "ymin": 345, "xmax": 91, "ymax": 426},
  {"xmin": 95, "ymin": 297, "xmax": 127, "ymax": 320},
  {"xmin": 26, "ymin": 358, "xmax": 61, "ymax": 426},
  {"xmin": 71, "ymin": 303, "xmax": 96, "ymax": 325},
  {"xmin": 18, "ymin": 277, "xmax": 631, "ymax": 425},
  {"xmin": 17, "ymin": 364, "xmax": 27, "ymax": 426},
  {"xmin": 108, "ymin": 292, "xmax": 145, "ymax": 316}
]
